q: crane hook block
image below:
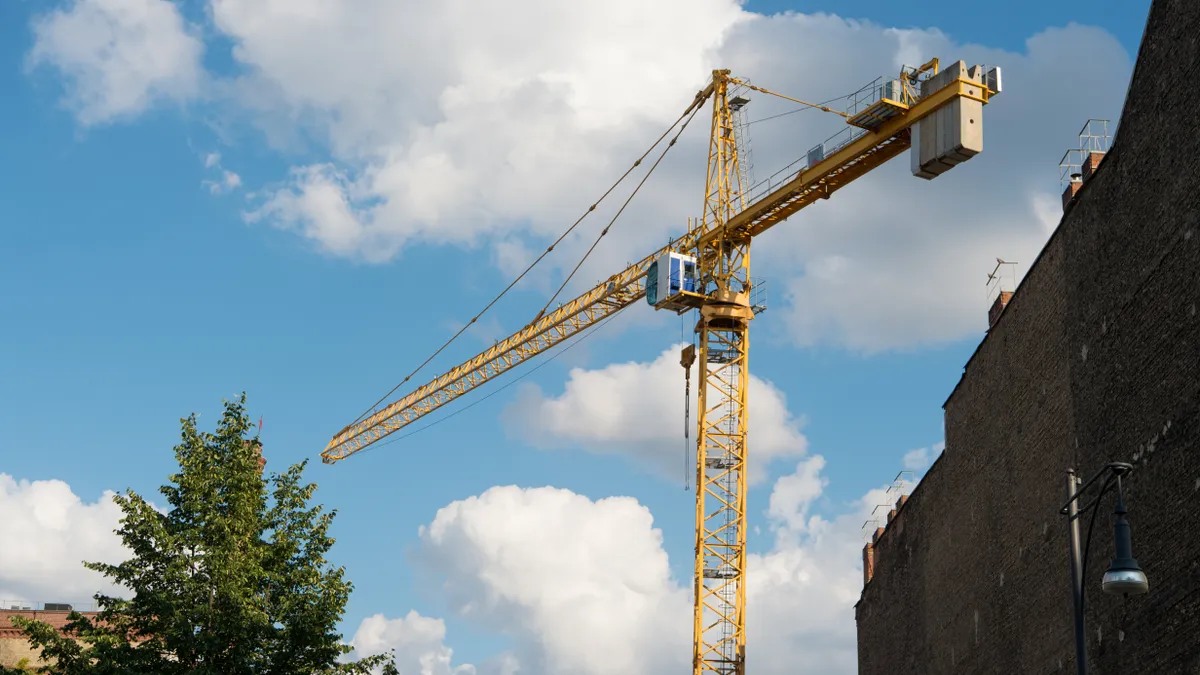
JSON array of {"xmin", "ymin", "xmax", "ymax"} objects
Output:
[{"xmin": 680, "ymin": 344, "xmax": 696, "ymax": 372}]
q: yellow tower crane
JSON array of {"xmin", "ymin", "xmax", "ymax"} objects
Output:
[{"xmin": 321, "ymin": 58, "xmax": 1001, "ymax": 675}]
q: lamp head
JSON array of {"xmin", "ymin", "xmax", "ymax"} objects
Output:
[
  {"xmin": 1102, "ymin": 565, "xmax": 1149, "ymax": 595},
  {"xmin": 1104, "ymin": 475, "xmax": 1148, "ymax": 596}
]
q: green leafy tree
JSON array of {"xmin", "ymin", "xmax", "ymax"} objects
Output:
[{"xmin": 5, "ymin": 395, "xmax": 397, "ymax": 675}]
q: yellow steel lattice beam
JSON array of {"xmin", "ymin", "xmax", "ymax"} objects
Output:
[
  {"xmin": 691, "ymin": 70, "xmax": 752, "ymax": 675},
  {"xmin": 320, "ymin": 246, "xmax": 662, "ymax": 463},
  {"xmin": 700, "ymin": 75, "xmax": 989, "ymax": 245}
]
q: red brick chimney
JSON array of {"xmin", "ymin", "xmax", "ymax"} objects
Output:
[
  {"xmin": 863, "ymin": 543, "xmax": 876, "ymax": 585},
  {"xmin": 864, "ymin": 526, "xmax": 885, "ymax": 584},
  {"xmin": 988, "ymin": 290, "xmax": 1014, "ymax": 328},
  {"xmin": 1080, "ymin": 150, "xmax": 1105, "ymax": 181},
  {"xmin": 248, "ymin": 439, "xmax": 266, "ymax": 472}
]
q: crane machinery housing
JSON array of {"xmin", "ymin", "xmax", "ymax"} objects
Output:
[{"xmin": 321, "ymin": 57, "xmax": 1002, "ymax": 675}]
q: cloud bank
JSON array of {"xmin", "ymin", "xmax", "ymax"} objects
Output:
[{"xmin": 25, "ymin": 1, "xmax": 1132, "ymax": 352}]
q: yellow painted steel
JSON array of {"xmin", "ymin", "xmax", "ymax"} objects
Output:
[
  {"xmin": 699, "ymin": 76, "xmax": 989, "ymax": 246},
  {"xmin": 321, "ymin": 56, "xmax": 997, "ymax": 672},
  {"xmin": 690, "ymin": 69, "xmax": 752, "ymax": 675},
  {"xmin": 319, "ymin": 248, "xmax": 661, "ymax": 462}
]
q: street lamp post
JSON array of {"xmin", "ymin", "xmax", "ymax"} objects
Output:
[{"xmin": 1061, "ymin": 462, "xmax": 1149, "ymax": 675}]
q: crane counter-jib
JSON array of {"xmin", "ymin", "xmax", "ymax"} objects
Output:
[
  {"xmin": 322, "ymin": 61, "xmax": 1000, "ymax": 464},
  {"xmin": 697, "ymin": 71, "xmax": 995, "ymax": 247}
]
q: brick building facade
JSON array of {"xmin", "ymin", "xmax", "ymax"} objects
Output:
[
  {"xmin": 854, "ymin": 0, "xmax": 1200, "ymax": 672},
  {"xmin": 1, "ymin": 610, "xmax": 100, "ymax": 669}
]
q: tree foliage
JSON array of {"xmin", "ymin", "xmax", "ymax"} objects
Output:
[{"xmin": 4, "ymin": 395, "xmax": 396, "ymax": 675}]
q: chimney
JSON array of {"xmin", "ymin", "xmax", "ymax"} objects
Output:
[
  {"xmin": 1080, "ymin": 150, "xmax": 1105, "ymax": 181},
  {"xmin": 896, "ymin": 494, "xmax": 909, "ymax": 510},
  {"xmin": 248, "ymin": 438, "xmax": 266, "ymax": 473},
  {"xmin": 886, "ymin": 508, "xmax": 897, "ymax": 525},
  {"xmin": 1061, "ymin": 173, "xmax": 1083, "ymax": 211},
  {"xmin": 988, "ymin": 290, "xmax": 1014, "ymax": 328},
  {"xmin": 863, "ymin": 543, "xmax": 876, "ymax": 585}
]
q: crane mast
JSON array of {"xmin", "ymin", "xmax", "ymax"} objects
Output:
[
  {"xmin": 689, "ymin": 70, "xmax": 753, "ymax": 675},
  {"xmin": 321, "ymin": 58, "xmax": 1001, "ymax": 674}
]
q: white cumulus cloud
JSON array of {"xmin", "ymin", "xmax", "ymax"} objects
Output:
[
  {"xmin": 902, "ymin": 440, "xmax": 944, "ymax": 471},
  {"xmin": 0, "ymin": 474, "xmax": 127, "ymax": 606},
  {"xmin": 746, "ymin": 480, "xmax": 889, "ymax": 675},
  {"xmin": 504, "ymin": 343, "xmax": 808, "ymax": 482},
  {"xmin": 208, "ymin": 0, "xmax": 743, "ymax": 270},
  {"xmin": 409, "ymin": 454, "xmax": 899, "ymax": 675},
  {"xmin": 748, "ymin": 23, "xmax": 1132, "ymax": 352},
  {"xmin": 23, "ymin": 1, "xmax": 1134, "ymax": 351},
  {"xmin": 202, "ymin": 5, "xmax": 1131, "ymax": 352},
  {"xmin": 417, "ymin": 486, "xmax": 690, "ymax": 675},
  {"xmin": 346, "ymin": 610, "xmax": 476, "ymax": 675},
  {"xmin": 766, "ymin": 455, "xmax": 828, "ymax": 538},
  {"xmin": 27, "ymin": 0, "xmax": 205, "ymax": 126},
  {"xmin": 199, "ymin": 150, "xmax": 243, "ymax": 195},
  {"xmin": 0, "ymin": 451, "xmax": 930, "ymax": 675}
]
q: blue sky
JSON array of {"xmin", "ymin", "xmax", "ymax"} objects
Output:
[{"xmin": 0, "ymin": 0, "xmax": 1147, "ymax": 671}]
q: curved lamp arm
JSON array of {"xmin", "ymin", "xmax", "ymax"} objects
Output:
[{"xmin": 1060, "ymin": 461, "xmax": 1147, "ymax": 675}]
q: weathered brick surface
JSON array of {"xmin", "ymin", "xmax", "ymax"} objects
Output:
[
  {"xmin": 0, "ymin": 610, "xmax": 101, "ymax": 668},
  {"xmin": 855, "ymin": 0, "xmax": 1200, "ymax": 672}
]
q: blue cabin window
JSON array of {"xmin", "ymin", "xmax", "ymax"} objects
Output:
[
  {"xmin": 646, "ymin": 261, "xmax": 659, "ymax": 306},
  {"xmin": 648, "ymin": 255, "xmax": 696, "ymax": 306}
]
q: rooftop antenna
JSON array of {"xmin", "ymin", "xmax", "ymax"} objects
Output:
[
  {"xmin": 862, "ymin": 471, "xmax": 918, "ymax": 542},
  {"xmin": 861, "ymin": 517, "xmax": 882, "ymax": 542},
  {"xmin": 986, "ymin": 258, "xmax": 1018, "ymax": 305}
]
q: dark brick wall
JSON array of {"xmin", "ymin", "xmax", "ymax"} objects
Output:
[{"xmin": 854, "ymin": 0, "xmax": 1200, "ymax": 673}]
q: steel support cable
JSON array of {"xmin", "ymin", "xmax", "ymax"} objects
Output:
[
  {"xmin": 535, "ymin": 100, "xmax": 706, "ymax": 317},
  {"xmin": 745, "ymin": 91, "xmax": 855, "ymax": 126},
  {"xmin": 729, "ymin": 78, "xmax": 849, "ymax": 118},
  {"xmin": 685, "ymin": 318, "xmax": 697, "ymax": 492},
  {"xmin": 346, "ymin": 93, "xmax": 711, "ymax": 428}
]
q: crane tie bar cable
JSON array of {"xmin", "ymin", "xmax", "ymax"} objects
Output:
[
  {"xmin": 729, "ymin": 78, "xmax": 849, "ymax": 118},
  {"xmin": 746, "ymin": 91, "xmax": 855, "ymax": 127},
  {"xmin": 536, "ymin": 100, "xmax": 706, "ymax": 317},
  {"xmin": 346, "ymin": 85, "xmax": 715, "ymax": 428}
]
